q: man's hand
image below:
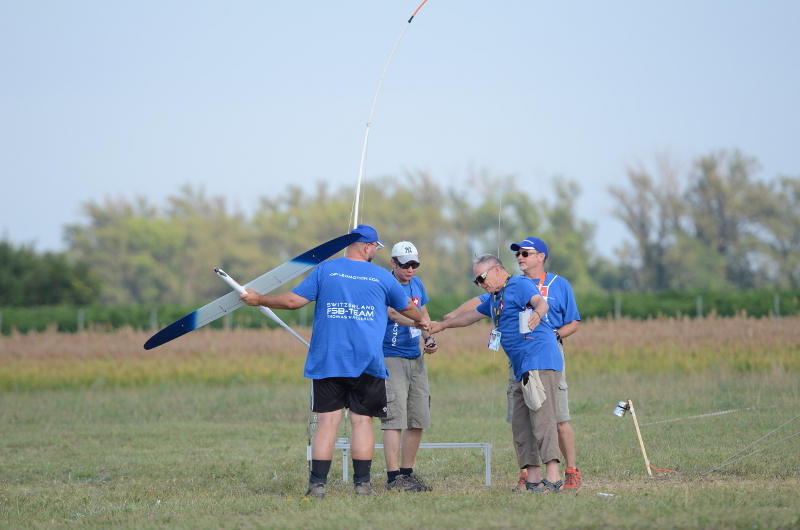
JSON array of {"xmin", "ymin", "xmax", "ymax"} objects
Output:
[
  {"xmin": 428, "ymin": 321, "xmax": 446, "ymax": 335},
  {"xmin": 415, "ymin": 318, "xmax": 432, "ymax": 333},
  {"xmin": 527, "ymin": 309, "xmax": 542, "ymax": 330},
  {"xmin": 423, "ymin": 336, "xmax": 438, "ymax": 354},
  {"xmin": 240, "ymin": 288, "xmax": 261, "ymax": 307}
]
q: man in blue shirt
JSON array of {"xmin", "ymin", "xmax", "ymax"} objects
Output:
[
  {"xmin": 429, "ymin": 254, "xmax": 566, "ymax": 493},
  {"xmin": 381, "ymin": 241, "xmax": 438, "ymax": 492},
  {"xmin": 445, "ymin": 237, "xmax": 582, "ymax": 491},
  {"xmin": 241, "ymin": 225, "xmax": 430, "ymax": 498}
]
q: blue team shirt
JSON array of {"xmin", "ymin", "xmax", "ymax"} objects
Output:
[
  {"xmin": 476, "ymin": 275, "xmax": 563, "ymax": 381},
  {"xmin": 292, "ymin": 257, "xmax": 410, "ymax": 379},
  {"xmin": 383, "ymin": 276, "xmax": 429, "ymax": 359},
  {"xmin": 478, "ymin": 272, "xmax": 581, "ymax": 330}
]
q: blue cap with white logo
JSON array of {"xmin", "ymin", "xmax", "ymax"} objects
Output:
[
  {"xmin": 510, "ymin": 237, "xmax": 548, "ymax": 258},
  {"xmin": 350, "ymin": 224, "xmax": 385, "ymax": 247}
]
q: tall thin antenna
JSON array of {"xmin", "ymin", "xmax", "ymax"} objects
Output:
[{"xmin": 350, "ymin": 0, "xmax": 429, "ymax": 230}]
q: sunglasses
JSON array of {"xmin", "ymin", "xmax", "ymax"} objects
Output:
[
  {"xmin": 396, "ymin": 261, "xmax": 420, "ymax": 270},
  {"xmin": 473, "ymin": 266, "xmax": 495, "ymax": 285},
  {"xmin": 515, "ymin": 250, "xmax": 538, "ymax": 258}
]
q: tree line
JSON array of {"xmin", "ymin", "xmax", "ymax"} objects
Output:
[{"xmin": 2, "ymin": 149, "xmax": 798, "ymax": 307}]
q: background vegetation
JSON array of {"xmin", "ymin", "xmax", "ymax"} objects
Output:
[
  {"xmin": 2, "ymin": 149, "xmax": 799, "ymax": 315},
  {"xmin": 2, "ymin": 289, "xmax": 800, "ymax": 335}
]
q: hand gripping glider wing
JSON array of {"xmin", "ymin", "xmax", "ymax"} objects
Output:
[{"xmin": 143, "ymin": 232, "xmax": 359, "ymax": 350}]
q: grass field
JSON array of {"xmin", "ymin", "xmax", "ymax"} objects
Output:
[{"xmin": 1, "ymin": 317, "xmax": 799, "ymax": 528}]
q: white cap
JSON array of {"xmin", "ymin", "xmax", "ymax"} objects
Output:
[{"xmin": 390, "ymin": 241, "xmax": 419, "ymax": 264}]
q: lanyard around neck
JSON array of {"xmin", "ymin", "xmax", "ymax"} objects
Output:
[{"xmin": 491, "ymin": 276, "xmax": 511, "ymax": 328}]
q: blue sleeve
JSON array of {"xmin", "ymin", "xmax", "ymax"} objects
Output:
[
  {"xmin": 515, "ymin": 278, "xmax": 538, "ymax": 308},
  {"xmin": 562, "ymin": 281, "xmax": 581, "ymax": 322},
  {"xmin": 476, "ymin": 297, "xmax": 491, "ymax": 317},
  {"xmin": 292, "ymin": 265, "xmax": 321, "ymax": 301}
]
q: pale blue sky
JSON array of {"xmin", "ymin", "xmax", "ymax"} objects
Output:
[{"xmin": 2, "ymin": 1, "xmax": 799, "ymax": 252}]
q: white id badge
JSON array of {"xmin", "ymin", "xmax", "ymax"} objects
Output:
[
  {"xmin": 487, "ymin": 329, "xmax": 501, "ymax": 351},
  {"xmin": 410, "ymin": 327, "xmax": 421, "ymax": 338},
  {"xmin": 519, "ymin": 308, "xmax": 532, "ymax": 333}
]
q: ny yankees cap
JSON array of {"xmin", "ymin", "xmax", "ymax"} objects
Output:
[{"xmin": 390, "ymin": 241, "xmax": 419, "ymax": 264}]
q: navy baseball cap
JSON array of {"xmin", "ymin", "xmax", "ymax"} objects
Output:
[
  {"xmin": 350, "ymin": 224, "xmax": 385, "ymax": 248},
  {"xmin": 510, "ymin": 237, "xmax": 548, "ymax": 258}
]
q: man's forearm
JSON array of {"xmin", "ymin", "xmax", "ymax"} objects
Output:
[
  {"xmin": 389, "ymin": 307, "xmax": 416, "ymax": 327},
  {"xmin": 398, "ymin": 302, "xmax": 425, "ymax": 325},
  {"xmin": 242, "ymin": 289, "xmax": 309, "ymax": 310},
  {"xmin": 444, "ymin": 297, "xmax": 481, "ymax": 320},
  {"xmin": 531, "ymin": 295, "xmax": 549, "ymax": 318},
  {"xmin": 557, "ymin": 320, "xmax": 580, "ymax": 339}
]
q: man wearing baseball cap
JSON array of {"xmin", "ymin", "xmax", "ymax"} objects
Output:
[
  {"xmin": 444, "ymin": 236, "xmax": 582, "ymax": 491},
  {"xmin": 381, "ymin": 241, "xmax": 437, "ymax": 492},
  {"xmin": 241, "ymin": 225, "xmax": 430, "ymax": 497}
]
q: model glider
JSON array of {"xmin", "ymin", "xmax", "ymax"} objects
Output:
[
  {"xmin": 214, "ymin": 267, "xmax": 309, "ymax": 347},
  {"xmin": 143, "ymin": 232, "xmax": 360, "ymax": 350}
]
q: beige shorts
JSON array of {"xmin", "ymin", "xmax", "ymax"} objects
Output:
[
  {"xmin": 506, "ymin": 343, "xmax": 570, "ymax": 423},
  {"xmin": 381, "ymin": 356, "xmax": 431, "ymax": 430}
]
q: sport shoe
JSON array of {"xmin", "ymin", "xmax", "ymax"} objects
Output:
[
  {"xmin": 354, "ymin": 481, "xmax": 378, "ymax": 496},
  {"xmin": 564, "ymin": 467, "xmax": 581, "ymax": 491},
  {"xmin": 305, "ymin": 481, "xmax": 326, "ymax": 499},
  {"xmin": 406, "ymin": 472, "xmax": 433, "ymax": 492},
  {"xmin": 386, "ymin": 474, "xmax": 423, "ymax": 492}
]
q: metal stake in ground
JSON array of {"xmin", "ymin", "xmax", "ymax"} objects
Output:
[{"xmin": 627, "ymin": 399, "xmax": 653, "ymax": 476}]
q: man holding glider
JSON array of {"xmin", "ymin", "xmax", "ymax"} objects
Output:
[
  {"xmin": 445, "ymin": 237, "xmax": 582, "ymax": 491},
  {"xmin": 429, "ymin": 254, "xmax": 565, "ymax": 493},
  {"xmin": 241, "ymin": 225, "xmax": 430, "ymax": 498},
  {"xmin": 381, "ymin": 241, "xmax": 437, "ymax": 492}
]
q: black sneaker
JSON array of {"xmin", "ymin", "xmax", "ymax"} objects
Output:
[
  {"xmin": 406, "ymin": 472, "xmax": 433, "ymax": 492},
  {"xmin": 354, "ymin": 481, "xmax": 378, "ymax": 496},
  {"xmin": 305, "ymin": 480, "xmax": 326, "ymax": 498},
  {"xmin": 385, "ymin": 474, "xmax": 423, "ymax": 492}
]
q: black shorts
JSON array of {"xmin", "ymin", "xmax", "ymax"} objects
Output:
[{"xmin": 311, "ymin": 374, "xmax": 388, "ymax": 418}]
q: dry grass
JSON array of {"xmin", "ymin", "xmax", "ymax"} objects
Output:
[{"xmin": 1, "ymin": 315, "xmax": 798, "ymax": 389}]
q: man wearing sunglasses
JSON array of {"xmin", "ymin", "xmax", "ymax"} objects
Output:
[
  {"xmin": 429, "ymin": 255, "xmax": 566, "ymax": 493},
  {"xmin": 444, "ymin": 237, "xmax": 582, "ymax": 491},
  {"xmin": 380, "ymin": 241, "xmax": 438, "ymax": 492}
]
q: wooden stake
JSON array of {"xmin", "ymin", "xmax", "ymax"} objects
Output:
[{"xmin": 627, "ymin": 399, "xmax": 652, "ymax": 476}]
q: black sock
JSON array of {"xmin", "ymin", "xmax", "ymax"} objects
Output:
[
  {"xmin": 352, "ymin": 459, "xmax": 371, "ymax": 483},
  {"xmin": 400, "ymin": 467, "xmax": 413, "ymax": 477},
  {"xmin": 387, "ymin": 470, "xmax": 401, "ymax": 483},
  {"xmin": 310, "ymin": 460, "xmax": 332, "ymax": 483}
]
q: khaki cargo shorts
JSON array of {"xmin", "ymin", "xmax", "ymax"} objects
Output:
[{"xmin": 381, "ymin": 355, "xmax": 431, "ymax": 430}]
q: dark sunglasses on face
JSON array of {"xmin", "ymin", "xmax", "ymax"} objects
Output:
[
  {"xmin": 473, "ymin": 267, "xmax": 493, "ymax": 285},
  {"xmin": 515, "ymin": 250, "xmax": 538, "ymax": 258},
  {"xmin": 396, "ymin": 261, "xmax": 420, "ymax": 270}
]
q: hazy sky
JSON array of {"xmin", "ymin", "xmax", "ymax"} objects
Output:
[{"xmin": 2, "ymin": 1, "xmax": 799, "ymax": 252}]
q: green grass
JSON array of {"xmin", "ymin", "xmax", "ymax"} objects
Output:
[{"xmin": 1, "ymin": 371, "xmax": 799, "ymax": 529}]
